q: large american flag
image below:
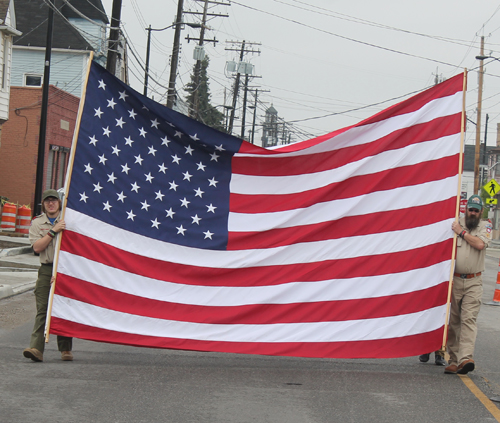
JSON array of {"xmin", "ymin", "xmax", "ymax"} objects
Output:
[{"xmin": 50, "ymin": 61, "xmax": 464, "ymax": 358}]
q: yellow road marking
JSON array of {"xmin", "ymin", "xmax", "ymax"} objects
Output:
[{"xmin": 459, "ymin": 374, "xmax": 500, "ymax": 421}]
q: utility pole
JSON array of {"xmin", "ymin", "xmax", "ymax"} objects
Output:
[
  {"xmin": 251, "ymin": 88, "xmax": 258, "ymax": 144},
  {"xmin": 192, "ymin": 0, "xmax": 209, "ymax": 118},
  {"xmin": 249, "ymin": 88, "xmax": 269, "ymax": 144},
  {"xmin": 166, "ymin": 0, "xmax": 185, "ymax": 108},
  {"xmin": 240, "ymin": 77, "xmax": 263, "ymax": 139},
  {"xmin": 481, "ymin": 113, "xmax": 489, "ymax": 188},
  {"xmin": 226, "ymin": 40, "xmax": 260, "ymax": 135},
  {"xmin": 33, "ymin": 0, "xmax": 55, "ymax": 216},
  {"xmin": 228, "ymin": 41, "xmax": 245, "ymax": 134},
  {"xmin": 240, "ymin": 73, "xmax": 249, "ymax": 138},
  {"xmin": 475, "ymin": 36, "xmax": 485, "ymax": 194},
  {"xmin": 184, "ymin": 0, "xmax": 229, "ymax": 118},
  {"xmin": 144, "ymin": 25, "xmax": 152, "ymax": 96},
  {"xmin": 106, "ymin": 0, "xmax": 122, "ymax": 76},
  {"xmin": 145, "ymin": 11, "xmax": 201, "ymax": 101}
]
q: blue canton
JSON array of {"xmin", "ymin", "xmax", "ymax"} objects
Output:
[{"xmin": 66, "ymin": 62, "xmax": 243, "ymax": 250}]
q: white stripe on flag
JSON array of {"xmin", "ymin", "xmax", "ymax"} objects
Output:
[
  {"xmin": 64, "ymin": 208, "xmax": 453, "ymax": 268},
  {"xmin": 229, "ymin": 176, "xmax": 458, "ymax": 231},
  {"xmin": 52, "ymin": 295, "xmax": 447, "ymax": 343},
  {"xmin": 231, "ymin": 135, "xmax": 460, "ymax": 194},
  {"xmin": 57, "ymin": 252, "xmax": 451, "ymax": 306},
  {"xmin": 235, "ymin": 92, "xmax": 462, "ymax": 158}
]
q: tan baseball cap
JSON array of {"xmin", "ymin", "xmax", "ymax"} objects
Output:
[{"xmin": 42, "ymin": 189, "xmax": 59, "ymax": 201}]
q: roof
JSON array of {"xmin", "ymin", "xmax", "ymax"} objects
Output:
[
  {"xmin": 0, "ymin": 0, "xmax": 10, "ymax": 22},
  {"xmin": 266, "ymin": 105, "xmax": 278, "ymax": 115},
  {"xmin": 463, "ymin": 144, "xmax": 495, "ymax": 172},
  {"xmin": 13, "ymin": 0, "xmax": 107, "ymax": 50},
  {"xmin": 61, "ymin": 0, "xmax": 108, "ymax": 24}
]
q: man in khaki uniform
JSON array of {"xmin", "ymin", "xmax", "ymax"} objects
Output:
[
  {"xmin": 445, "ymin": 195, "xmax": 491, "ymax": 375},
  {"xmin": 23, "ymin": 189, "xmax": 73, "ymax": 362}
]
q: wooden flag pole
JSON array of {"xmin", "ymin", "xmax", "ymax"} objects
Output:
[
  {"xmin": 442, "ymin": 69, "xmax": 468, "ymax": 352},
  {"xmin": 44, "ymin": 51, "xmax": 94, "ymax": 343}
]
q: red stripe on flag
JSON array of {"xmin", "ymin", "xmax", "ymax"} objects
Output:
[
  {"xmin": 357, "ymin": 74, "xmax": 464, "ymax": 127},
  {"xmin": 60, "ymin": 232, "xmax": 452, "ymax": 287},
  {"xmin": 233, "ymin": 115, "xmax": 460, "ymax": 176},
  {"xmin": 228, "ymin": 198, "xmax": 455, "ymax": 250},
  {"xmin": 240, "ymin": 75, "xmax": 463, "ymax": 155},
  {"xmin": 54, "ymin": 276, "xmax": 449, "ymax": 324},
  {"xmin": 229, "ymin": 156, "xmax": 458, "ymax": 215},
  {"xmin": 237, "ymin": 126, "xmax": 353, "ymax": 154},
  {"xmin": 50, "ymin": 318, "xmax": 444, "ymax": 359}
]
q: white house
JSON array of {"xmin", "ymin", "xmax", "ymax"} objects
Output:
[
  {"xmin": 10, "ymin": 0, "xmax": 123, "ymax": 97},
  {"xmin": 0, "ymin": 0, "xmax": 20, "ymax": 144}
]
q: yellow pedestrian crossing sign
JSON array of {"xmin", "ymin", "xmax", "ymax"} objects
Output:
[
  {"xmin": 484, "ymin": 179, "xmax": 500, "ymax": 197},
  {"xmin": 486, "ymin": 198, "xmax": 498, "ymax": 205}
]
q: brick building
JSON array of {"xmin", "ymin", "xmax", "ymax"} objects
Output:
[{"xmin": 0, "ymin": 85, "xmax": 79, "ymax": 207}]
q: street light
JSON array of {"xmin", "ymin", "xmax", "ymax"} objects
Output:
[
  {"xmin": 476, "ymin": 55, "xmax": 500, "ymax": 62},
  {"xmin": 213, "ymin": 105, "xmax": 233, "ymax": 133},
  {"xmin": 143, "ymin": 21, "xmax": 202, "ymax": 98}
]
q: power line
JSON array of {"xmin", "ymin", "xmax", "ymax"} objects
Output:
[
  {"xmin": 275, "ymin": 0, "xmax": 483, "ymax": 49},
  {"xmin": 231, "ymin": 1, "xmax": 459, "ymax": 68},
  {"xmin": 60, "ymin": 0, "xmax": 107, "ymax": 27},
  {"xmin": 287, "ymin": 87, "xmax": 425, "ymax": 124}
]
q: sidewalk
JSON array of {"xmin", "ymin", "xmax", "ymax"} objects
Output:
[{"xmin": 0, "ymin": 234, "xmax": 38, "ymax": 300}]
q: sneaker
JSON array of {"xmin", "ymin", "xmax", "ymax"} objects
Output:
[
  {"xmin": 435, "ymin": 355, "xmax": 447, "ymax": 366},
  {"xmin": 419, "ymin": 353, "xmax": 430, "ymax": 363},
  {"xmin": 61, "ymin": 351, "xmax": 73, "ymax": 361},
  {"xmin": 23, "ymin": 348, "xmax": 43, "ymax": 362}
]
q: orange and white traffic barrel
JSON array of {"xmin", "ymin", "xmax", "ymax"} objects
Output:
[
  {"xmin": 0, "ymin": 202, "xmax": 17, "ymax": 232},
  {"xmin": 485, "ymin": 260, "xmax": 500, "ymax": 306},
  {"xmin": 15, "ymin": 205, "xmax": 31, "ymax": 234},
  {"xmin": 484, "ymin": 282, "xmax": 500, "ymax": 306}
]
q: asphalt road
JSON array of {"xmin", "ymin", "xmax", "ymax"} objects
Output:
[{"xmin": 1, "ymin": 258, "xmax": 499, "ymax": 423}]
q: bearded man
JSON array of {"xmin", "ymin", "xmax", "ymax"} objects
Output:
[{"xmin": 445, "ymin": 195, "xmax": 492, "ymax": 375}]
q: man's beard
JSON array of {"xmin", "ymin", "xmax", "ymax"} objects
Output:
[{"xmin": 465, "ymin": 213, "xmax": 481, "ymax": 230}]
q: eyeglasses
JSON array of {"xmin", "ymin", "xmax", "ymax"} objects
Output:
[
  {"xmin": 44, "ymin": 198, "xmax": 59, "ymax": 204},
  {"xmin": 468, "ymin": 208, "xmax": 480, "ymax": 213}
]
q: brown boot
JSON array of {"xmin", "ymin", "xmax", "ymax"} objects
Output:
[
  {"xmin": 23, "ymin": 348, "xmax": 43, "ymax": 362},
  {"xmin": 61, "ymin": 351, "xmax": 73, "ymax": 361},
  {"xmin": 457, "ymin": 359, "xmax": 475, "ymax": 375},
  {"xmin": 444, "ymin": 363, "xmax": 458, "ymax": 374}
]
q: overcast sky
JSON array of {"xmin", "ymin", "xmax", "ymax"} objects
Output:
[{"xmin": 101, "ymin": 0, "xmax": 500, "ymax": 146}]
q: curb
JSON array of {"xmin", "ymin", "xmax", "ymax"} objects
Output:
[
  {"xmin": 0, "ymin": 246, "xmax": 33, "ymax": 258},
  {"xmin": 0, "ymin": 284, "xmax": 14, "ymax": 299},
  {"xmin": 0, "ymin": 281, "xmax": 35, "ymax": 300}
]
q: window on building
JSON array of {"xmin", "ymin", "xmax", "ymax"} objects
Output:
[
  {"xmin": 46, "ymin": 145, "xmax": 70, "ymax": 190},
  {"xmin": 1, "ymin": 36, "xmax": 8, "ymax": 90},
  {"xmin": 24, "ymin": 74, "xmax": 43, "ymax": 87}
]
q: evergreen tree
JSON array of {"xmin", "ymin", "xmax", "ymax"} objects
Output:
[{"xmin": 185, "ymin": 56, "xmax": 225, "ymax": 132}]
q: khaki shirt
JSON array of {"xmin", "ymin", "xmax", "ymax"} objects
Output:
[
  {"xmin": 454, "ymin": 217, "xmax": 492, "ymax": 274},
  {"xmin": 29, "ymin": 213, "xmax": 60, "ymax": 264}
]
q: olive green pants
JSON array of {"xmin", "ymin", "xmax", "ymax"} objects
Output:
[{"xmin": 29, "ymin": 263, "xmax": 72, "ymax": 353}]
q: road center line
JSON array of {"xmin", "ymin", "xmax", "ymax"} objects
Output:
[{"xmin": 458, "ymin": 374, "xmax": 500, "ymax": 421}]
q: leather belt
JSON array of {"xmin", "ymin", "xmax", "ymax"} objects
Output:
[{"xmin": 454, "ymin": 272, "xmax": 481, "ymax": 279}]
